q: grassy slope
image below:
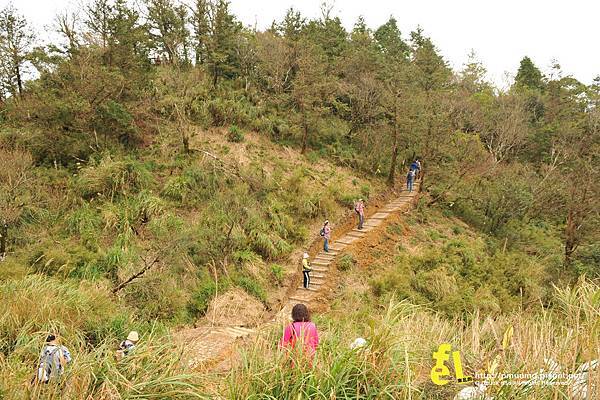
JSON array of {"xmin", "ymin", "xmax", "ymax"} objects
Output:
[
  {"xmin": 0, "ymin": 125, "xmax": 387, "ymax": 398},
  {"xmin": 218, "ymin": 206, "xmax": 599, "ymax": 399},
  {"xmin": 1, "ymin": 126, "xmax": 598, "ymax": 399}
]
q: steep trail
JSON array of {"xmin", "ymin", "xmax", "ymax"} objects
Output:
[{"xmin": 177, "ymin": 180, "xmax": 421, "ymax": 370}]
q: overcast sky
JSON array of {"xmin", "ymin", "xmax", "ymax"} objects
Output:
[{"xmin": 4, "ymin": 0, "xmax": 599, "ymax": 88}]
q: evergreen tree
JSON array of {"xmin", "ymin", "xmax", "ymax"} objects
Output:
[
  {"xmin": 0, "ymin": 3, "xmax": 35, "ymax": 98},
  {"xmin": 514, "ymin": 56, "xmax": 544, "ymax": 91},
  {"xmin": 374, "ymin": 16, "xmax": 409, "ymax": 61},
  {"xmin": 146, "ymin": 0, "xmax": 189, "ymax": 65},
  {"xmin": 190, "ymin": 0, "xmax": 210, "ymax": 64},
  {"xmin": 206, "ymin": 0, "xmax": 241, "ymax": 85}
]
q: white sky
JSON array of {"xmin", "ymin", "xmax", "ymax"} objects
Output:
[{"xmin": 3, "ymin": 0, "xmax": 599, "ymax": 87}]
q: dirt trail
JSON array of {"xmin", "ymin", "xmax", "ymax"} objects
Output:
[{"xmin": 175, "ymin": 181, "xmax": 421, "ymax": 370}]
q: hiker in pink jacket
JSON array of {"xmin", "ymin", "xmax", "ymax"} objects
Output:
[
  {"xmin": 279, "ymin": 303, "xmax": 319, "ymax": 358},
  {"xmin": 355, "ymin": 199, "xmax": 365, "ymax": 230},
  {"xmin": 320, "ymin": 220, "xmax": 331, "ymax": 252}
]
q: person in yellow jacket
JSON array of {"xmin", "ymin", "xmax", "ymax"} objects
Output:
[{"xmin": 302, "ymin": 253, "xmax": 311, "ymax": 289}]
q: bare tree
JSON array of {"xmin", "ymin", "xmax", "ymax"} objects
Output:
[
  {"xmin": 54, "ymin": 10, "xmax": 80, "ymax": 56},
  {"xmin": 479, "ymin": 95, "xmax": 528, "ymax": 162}
]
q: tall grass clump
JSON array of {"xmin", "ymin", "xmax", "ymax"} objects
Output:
[
  {"xmin": 75, "ymin": 155, "xmax": 153, "ymax": 200},
  {"xmin": 222, "ymin": 281, "xmax": 599, "ymax": 399},
  {"xmin": 0, "ymin": 331, "xmax": 207, "ymax": 399},
  {"xmin": 224, "ymin": 300, "xmax": 421, "ymax": 399}
]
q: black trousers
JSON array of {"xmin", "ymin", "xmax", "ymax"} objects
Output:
[{"xmin": 303, "ymin": 270, "xmax": 310, "ymax": 288}]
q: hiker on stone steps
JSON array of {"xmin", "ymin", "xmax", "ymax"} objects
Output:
[
  {"xmin": 279, "ymin": 303, "xmax": 319, "ymax": 358},
  {"xmin": 355, "ymin": 199, "xmax": 365, "ymax": 230},
  {"xmin": 410, "ymin": 158, "xmax": 421, "ymax": 179},
  {"xmin": 302, "ymin": 253, "xmax": 311, "ymax": 289},
  {"xmin": 320, "ymin": 220, "xmax": 331, "ymax": 252},
  {"xmin": 406, "ymin": 169, "xmax": 415, "ymax": 193},
  {"xmin": 33, "ymin": 334, "xmax": 71, "ymax": 385}
]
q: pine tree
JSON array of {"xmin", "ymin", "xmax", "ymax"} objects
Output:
[
  {"xmin": 206, "ymin": 0, "xmax": 241, "ymax": 85},
  {"xmin": 190, "ymin": 0, "xmax": 210, "ymax": 64},
  {"xmin": 514, "ymin": 56, "xmax": 544, "ymax": 91},
  {"xmin": 0, "ymin": 3, "xmax": 35, "ymax": 98},
  {"xmin": 146, "ymin": 0, "xmax": 189, "ymax": 65},
  {"xmin": 374, "ymin": 17, "xmax": 409, "ymax": 61}
]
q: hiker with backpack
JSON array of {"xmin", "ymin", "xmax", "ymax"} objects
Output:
[
  {"xmin": 407, "ymin": 169, "xmax": 415, "ymax": 193},
  {"xmin": 320, "ymin": 220, "xmax": 331, "ymax": 252},
  {"xmin": 279, "ymin": 303, "xmax": 319, "ymax": 358},
  {"xmin": 33, "ymin": 334, "xmax": 71, "ymax": 384},
  {"xmin": 116, "ymin": 331, "xmax": 139, "ymax": 360},
  {"xmin": 410, "ymin": 158, "xmax": 421, "ymax": 179},
  {"xmin": 355, "ymin": 199, "xmax": 365, "ymax": 230}
]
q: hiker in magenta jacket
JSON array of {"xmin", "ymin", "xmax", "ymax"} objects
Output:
[
  {"xmin": 355, "ymin": 199, "xmax": 365, "ymax": 230},
  {"xmin": 322, "ymin": 220, "xmax": 331, "ymax": 252},
  {"xmin": 279, "ymin": 304, "xmax": 319, "ymax": 357}
]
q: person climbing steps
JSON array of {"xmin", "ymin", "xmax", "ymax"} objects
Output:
[
  {"xmin": 355, "ymin": 199, "xmax": 365, "ymax": 230},
  {"xmin": 302, "ymin": 253, "xmax": 311, "ymax": 289},
  {"xmin": 320, "ymin": 220, "xmax": 331, "ymax": 252},
  {"xmin": 407, "ymin": 169, "xmax": 415, "ymax": 193}
]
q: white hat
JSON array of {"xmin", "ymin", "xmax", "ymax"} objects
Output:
[
  {"xmin": 127, "ymin": 331, "xmax": 139, "ymax": 342},
  {"xmin": 350, "ymin": 337, "xmax": 367, "ymax": 350},
  {"xmin": 303, "ymin": 253, "xmax": 309, "ymax": 259}
]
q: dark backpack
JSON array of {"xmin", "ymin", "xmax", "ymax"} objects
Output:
[{"xmin": 319, "ymin": 227, "xmax": 325, "ymax": 237}]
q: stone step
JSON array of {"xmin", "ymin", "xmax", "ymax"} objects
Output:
[
  {"xmin": 311, "ymin": 266, "xmax": 329, "ymax": 272},
  {"xmin": 346, "ymin": 231, "xmax": 366, "ymax": 238},
  {"xmin": 312, "ymin": 259, "xmax": 332, "ymax": 265},
  {"xmin": 370, "ymin": 212, "xmax": 390, "ymax": 219},
  {"xmin": 336, "ymin": 237, "xmax": 358, "ymax": 245},
  {"xmin": 298, "ymin": 285, "xmax": 320, "ymax": 292},
  {"xmin": 223, "ymin": 327, "xmax": 254, "ymax": 337},
  {"xmin": 317, "ymin": 250, "xmax": 338, "ymax": 257},
  {"xmin": 315, "ymin": 253, "xmax": 335, "ymax": 259},
  {"xmin": 289, "ymin": 296, "xmax": 313, "ymax": 304}
]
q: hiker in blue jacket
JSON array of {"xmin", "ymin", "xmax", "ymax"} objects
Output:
[
  {"xmin": 410, "ymin": 158, "xmax": 421, "ymax": 179},
  {"xmin": 407, "ymin": 169, "xmax": 415, "ymax": 193}
]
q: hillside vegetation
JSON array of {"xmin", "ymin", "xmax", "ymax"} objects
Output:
[{"xmin": 0, "ymin": 0, "xmax": 598, "ymax": 398}]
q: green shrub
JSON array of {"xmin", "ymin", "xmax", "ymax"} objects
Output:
[
  {"xmin": 93, "ymin": 100, "xmax": 138, "ymax": 146},
  {"xmin": 270, "ymin": 264, "xmax": 284, "ymax": 285},
  {"xmin": 232, "ymin": 249, "xmax": 262, "ymax": 265},
  {"xmin": 235, "ymin": 275, "xmax": 267, "ymax": 303},
  {"xmin": 227, "ymin": 125, "xmax": 244, "ymax": 143},
  {"xmin": 337, "ymin": 253, "xmax": 356, "ymax": 271},
  {"xmin": 65, "ymin": 203, "xmax": 103, "ymax": 247},
  {"xmin": 75, "ymin": 155, "xmax": 153, "ymax": 200},
  {"xmin": 188, "ymin": 277, "xmax": 230, "ymax": 318},
  {"xmin": 28, "ymin": 241, "xmax": 99, "ymax": 278},
  {"xmin": 0, "ymin": 275, "xmax": 130, "ymax": 356}
]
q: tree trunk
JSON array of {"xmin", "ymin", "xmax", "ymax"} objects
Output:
[
  {"xmin": 564, "ymin": 208, "xmax": 577, "ymax": 266},
  {"xmin": 0, "ymin": 220, "xmax": 7, "ymax": 260},
  {"xmin": 301, "ymin": 112, "xmax": 309, "ymax": 154},
  {"xmin": 15, "ymin": 63, "xmax": 23, "ymax": 96},
  {"xmin": 387, "ymin": 113, "xmax": 399, "ymax": 186}
]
